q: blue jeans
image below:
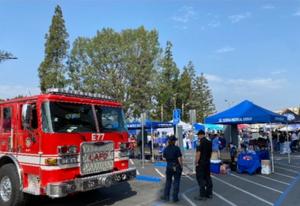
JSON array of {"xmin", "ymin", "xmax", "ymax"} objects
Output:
[{"xmin": 164, "ymin": 164, "xmax": 182, "ymax": 201}]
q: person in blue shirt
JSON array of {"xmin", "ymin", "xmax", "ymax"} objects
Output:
[
  {"xmin": 161, "ymin": 135, "xmax": 183, "ymax": 202},
  {"xmin": 212, "ymin": 133, "xmax": 221, "ymax": 159}
]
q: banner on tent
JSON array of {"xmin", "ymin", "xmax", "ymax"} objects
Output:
[{"xmin": 218, "ymin": 117, "xmax": 253, "ymax": 123}]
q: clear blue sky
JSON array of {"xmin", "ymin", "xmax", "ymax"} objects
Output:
[{"xmin": 1, "ymin": 0, "xmax": 300, "ymax": 112}]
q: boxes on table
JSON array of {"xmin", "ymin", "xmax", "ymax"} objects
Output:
[{"xmin": 261, "ymin": 160, "xmax": 271, "ymax": 175}]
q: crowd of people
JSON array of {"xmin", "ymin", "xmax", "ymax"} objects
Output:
[
  {"xmin": 128, "ymin": 128, "xmax": 300, "ymax": 203},
  {"xmin": 272, "ymin": 130, "xmax": 300, "ymax": 153},
  {"xmin": 239, "ymin": 130, "xmax": 300, "ymax": 154},
  {"xmin": 128, "ymin": 129, "xmax": 227, "ymax": 160}
]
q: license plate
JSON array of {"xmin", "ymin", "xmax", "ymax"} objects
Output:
[{"xmin": 80, "ymin": 142, "xmax": 114, "ymax": 175}]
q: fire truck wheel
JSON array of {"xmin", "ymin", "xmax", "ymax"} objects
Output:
[{"xmin": 0, "ymin": 164, "xmax": 26, "ymax": 206}]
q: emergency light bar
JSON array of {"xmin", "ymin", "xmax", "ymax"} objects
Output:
[{"xmin": 46, "ymin": 88, "xmax": 114, "ymax": 101}]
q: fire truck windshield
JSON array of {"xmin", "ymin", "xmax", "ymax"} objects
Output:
[{"xmin": 42, "ymin": 102, "xmax": 126, "ymax": 133}]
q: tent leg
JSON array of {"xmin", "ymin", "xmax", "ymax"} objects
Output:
[
  {"xmin": 151, "ymin": 127, "xmax": 154, "ymax": 162},
  {"xmin": 287, "ymin": 123, "xmax": 291, "ymax": 164},
  {"xmin": 269, "ymin": 129, "xmax": 275, "ymax": 173}
]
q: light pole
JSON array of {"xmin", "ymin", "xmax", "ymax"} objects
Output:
[
  {"xmin": 173, "ymin": 93, "xmax": 178, "ymax": 110},
  {"xmin": 182, "ymin": 102, "xmax": 191, "ymax": 122}
]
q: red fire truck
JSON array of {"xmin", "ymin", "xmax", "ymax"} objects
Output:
[{"xmin": 0, "ymin": 89, "xmax": 136, "ymax": 206}]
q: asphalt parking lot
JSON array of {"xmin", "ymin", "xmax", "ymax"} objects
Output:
[
  {"xmin": 26, "ymin": 152, "xmax": 300, "ymax": 206},
  {"xmin": 131, "ymin": 152, "xmax": 300, "ymax": 206}
]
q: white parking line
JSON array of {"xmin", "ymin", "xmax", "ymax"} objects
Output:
[
  {"xmin": 155, "ymin": 168, "xmax": 165, "ymax": 178},
  {"xmin": 182, "ymin": 192, "xmax": 198, "ymax": 206},
  {"xmin": 257, "ymin": 175, "xmax": 290, "ymax": 185},
  {"xmin": 130, "ymin": 159, "xmax": 134, "ymax": 165},
  {"xmin": 182, "ymin": 174, "xmax": 238, "ymax": 206},
  {"xmin": 276, "ymin": 163, "xmax": 300, "ymax": 169},
  {"xmin": 275, "ymin": 165, "xmax": 299, "ymax": 174},
  {"xmin": 212, "ymin": 175, "xmax": 273, "ymax": 206},
  {"xmin": 182, "ymin": 172, "xmax": 194, "ymax": 181},
  {"xmin": 230, "ymin": 174, "xmax": 283, "ymax": 193},
  {"xmin": 213, "ymin": 191, "xmax": 238, "ymax": 206},
  {"xmin": 274, "ymin": 172, "xmax": 296, "ymax": 179}
]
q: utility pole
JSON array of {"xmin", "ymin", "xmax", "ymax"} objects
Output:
[{"xmin": 173, "ymin": 96, "xmax": 176, "ymax": 110}]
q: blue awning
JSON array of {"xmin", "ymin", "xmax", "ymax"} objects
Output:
[
  {"xmin": 127, "ymin": 120, "xmax": 173, "ymax": 130},
  {"xmin": 205, "ymin": 100, "xmax": 287, "ymax": 124}
]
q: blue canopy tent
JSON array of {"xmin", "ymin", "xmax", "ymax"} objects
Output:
[
  {"xmin": 127, "ymin": 120, "xmax": 173, "ymax": 130},
  {"xmin": 205, "ymin": 100, "xmax": 287, "ymax": 125},
  {"xmin": 193, "ymin": 123, "xmax": 224, "ymax": 132},
  {"xmin": 127, "ymin": 120, "xmax": 173, "ymax": 161},
  {"xmin": 127, "ymin": 120, "xmax": 173, "ymax": 136},
  {"xmin": 193, "ymin": 123, "xmax": 205, "ymax": 132},
  {"xmin": 205, "ymin": 100, "xmax": 288, "ymax": 172}
]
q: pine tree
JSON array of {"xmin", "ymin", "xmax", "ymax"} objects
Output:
[
  {"xmin": 178, "ymin": 61, "xmax": 196, "ymax": 121},
  {"xmin": 38, "ymin": 5, "xmax": 69, "ymax": 92},
  {"xmin": 192, "ymin": 73, "xmax": 216, "ymax": 122},
  {"xmin": 157, "ymin": 41, "xmax": 180, "ymax": 121}
]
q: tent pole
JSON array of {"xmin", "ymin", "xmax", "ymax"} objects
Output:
[
  {"xmin": 141, "ymin": 114, "xmax": 145, "ymax": 168},
  {"xmin": 287, "ymin": 122, "xmax": 291, "ymax": 164},
  {"xmin": 269, "ymin": 122, "xmax": 275, "ymax": 173},
  {"xmin": 151, "ymin": 126, "xmax": 154, "ymax": 162}
]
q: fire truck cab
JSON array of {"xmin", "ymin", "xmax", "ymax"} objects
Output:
[{"xmin": 0, "ymin": 89, "xmax": 136, "ymax": 206}]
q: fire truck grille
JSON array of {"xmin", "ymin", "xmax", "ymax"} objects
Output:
[{"xmin": 80, "ymin": 142, "xmax": 114, "ymax": 175}]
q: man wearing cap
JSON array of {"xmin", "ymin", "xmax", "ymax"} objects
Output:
[
  {"xmin": 195, "ymin": 130, "xmax": 213, "ymax": 201},
  {"xmin": 161, "ymin": 135, "xmax": 183, "ymax": 202}
]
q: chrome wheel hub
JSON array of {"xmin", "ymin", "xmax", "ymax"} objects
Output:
[{"xmin": 0, "ymin": 176, "xmax": 12, "ymax": 202}]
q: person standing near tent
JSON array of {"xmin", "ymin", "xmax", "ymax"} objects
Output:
[
  {"xmin": 211, "ymin": 133, "xmax": 221, "ymax": 159},
  {"xmin": 137, "ymin": 130, "xmax": 148, "ymax": 159},
  {"xmin": 195, "ymin": 130, "xmax": 213, "ymax": 201},
  {"xmin": 290, "ymin": 132, "xmax": 299, "ymax": 153},
  {"xmin": 161, "ymin": 135, "xmax": 183, "ymax": 202}
]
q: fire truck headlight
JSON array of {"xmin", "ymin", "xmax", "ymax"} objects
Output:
[{"xmin": 58, "ymin": 155, "xmax": 79, "ymax": 165}]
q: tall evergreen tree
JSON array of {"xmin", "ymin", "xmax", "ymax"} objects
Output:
[
  {"xmin": 156, "ymin": 41, "xmax": 180, "ymax": 121},
  {"xmin": 178, "ymin": 61, "xmax": 196, "ymax": 121},
  {"xmin": 192, "ymin": 73, "xmax": 216, "ymax": 122},
  {"xmin": 38, "ymin": 5, "xmax": 69, "ymax": 92}
]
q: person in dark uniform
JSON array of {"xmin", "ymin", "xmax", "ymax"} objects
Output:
[
  {"xmin": 161, "ymin": 135, "xmax": 183, "ymax": 202},
  {"xmin": 137, "ymin": 130, "xmax": 148, "ymax": 159},
  {"xmin": 195, "ymin": 130, "xmax": 213, "ymax": 201}
]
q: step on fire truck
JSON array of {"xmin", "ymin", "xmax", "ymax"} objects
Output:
[{"xmin": 0, "ymin": 89, "xmax": 136, "ymax": 206}]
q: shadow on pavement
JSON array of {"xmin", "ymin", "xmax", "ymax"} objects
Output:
[{"xmin": 28, "ymin": 182, "xmax": 137, "ymax": 206}]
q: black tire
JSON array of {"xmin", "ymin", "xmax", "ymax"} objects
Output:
[{"xmin": 0, "ymin": 163, "xmax": 26, "ymax": 206}]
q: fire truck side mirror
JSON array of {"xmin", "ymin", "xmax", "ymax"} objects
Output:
[{"xmin": 22, "ymin": 104, "xmax": 32, "ymax": 130}]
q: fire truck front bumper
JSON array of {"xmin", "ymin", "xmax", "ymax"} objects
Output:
[{"xmin": 46, "ymin": 168, "xmax": 136, "ymax": 198}]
